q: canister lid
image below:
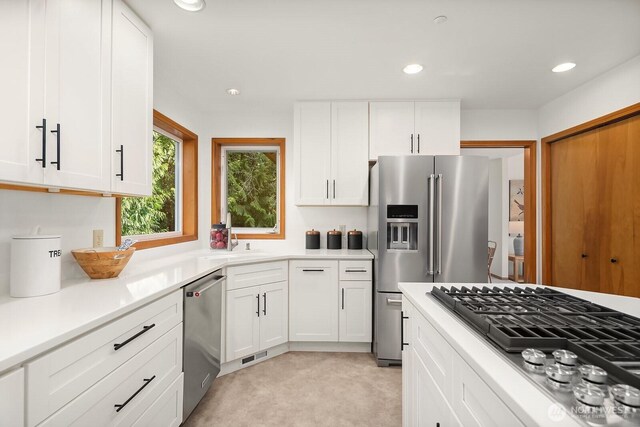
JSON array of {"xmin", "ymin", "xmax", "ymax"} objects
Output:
[
  {"xmin": 348, "ymin": 229, "xmax": 362, "ymax": 236},
  {"xmin": 13, "ymin": 234, "xmax": 61, "ymax": 240},
  {"xmin": 328, "ymin": 229, "xmax": 342, "ymax": 235},
  {"xmin": 306, "ymin": 229, "xmax": 320, "ymax": 235}
]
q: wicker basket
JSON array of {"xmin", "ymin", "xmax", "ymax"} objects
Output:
[{"xmin": 72, "ymin": 247, "xmax": 135, "ymax": 279}]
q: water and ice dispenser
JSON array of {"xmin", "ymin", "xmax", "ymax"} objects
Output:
[{"xmin": 386, "ymin": 205, "xmax": 418, "ymax": 251}]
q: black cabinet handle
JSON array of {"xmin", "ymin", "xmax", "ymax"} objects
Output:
[
  {"xmin": 113, "ymin": 324, "xmax": 155, "ymax": 351},
  {"xmin": 611, "ymin": 258, "xmax": 618, "ymax": 263},
  {"xmin": 302, "ymin": 269, "xmax": 325, "ymax": 272},
  {"xmin": 35, "ymin": 118, "xmax": 47, "ymax": 167},
  {"xmin": 341, "ymin": 288, "xmax": 345, "ymax": 310},
  {"xmin": 333, "ymin": 180, "xmax": 336, "ymax": 199},
  {"xmin": 400, "ymin": 311, "xmax": 409, "ymax": 351},
  {"xmin": 50, "ymin": 123, "xmax": 61, "ymax": 170},
  {"xmin": 410, "ymin": 134, "xmax": 414, "ymax": 153},
  {"xmin": 256, "ymin": 294, "xmax": 260, "ymax": 317},
  {"xmin": 114, "ymin": 375, "xmax": 155, "ymax": 412},
  {"xmin": 263, "ymin": 292, "xmax": 267, "ymax": 315},
  {"xmin": 345, "ymin": 269, "xmax": 367, "ymax": 273},
  {"xmin": 417, "ymin": 134, "xmax": 420, "ymax": 153},
  {"xmin": 116, "ymin": 144, "xmax": 124, "ymax": 181},
  {"xmin": 326, "ymin": 179, "xmax": 329, "ymax": 199}
]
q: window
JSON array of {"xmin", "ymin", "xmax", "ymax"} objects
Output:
[
  {"xmin": 212, "ymin": 138, "xmax": 285, "ymax": 239},
  {"xmin": 116, "ymin": 110, "xmax": 198, "ymax": 250}
]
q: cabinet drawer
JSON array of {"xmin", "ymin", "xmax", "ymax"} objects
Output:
[
  {"xmin": 26, "ymin": 290, "xmax": 182, "ymax": 426},
  {"xmin": 227, "ymin": 261, "xmax": 288, "ymax": 291},
  {"xmin": 133, "ymin": 373, "xmax": 183, "ymax": 427},
  {"xmin": 452, "ymin": 353, "xmax": 524, "ymax": 427},
  {"xmin": 0, "ymin": 367, "xmax": 24, "ymax": 427},
  {"xmin": 40, "ymin": 325, "xmax": 183, "ymax": 427},
  {"xmin": 411, "ymin": 309, "xmax": 454, "ymax": 400},
  {"xmin": 339, "ymin": 260, "xmax": 372, "ymax": 281}
]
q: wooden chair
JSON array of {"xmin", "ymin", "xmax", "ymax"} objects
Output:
[{"xmin": 488, "ymin": 241, "xmax": 497, "ymax": 283}]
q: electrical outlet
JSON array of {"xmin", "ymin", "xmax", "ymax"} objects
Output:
[{"xmin": 93, "ymin": 229, "xmax": 104, "ymax": 248}]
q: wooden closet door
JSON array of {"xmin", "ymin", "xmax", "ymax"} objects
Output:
[
  {"xmin": 596, "ymin": 115, "xmax": 640, "ymax": 297},
  {"xmin": 550, "ymin": 131, "xmax": 599, "ymax": 291}
]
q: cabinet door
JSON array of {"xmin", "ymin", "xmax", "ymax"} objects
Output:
[
  {"xmin": 330, "ymin": 102, "xmax": 369, "ymax": 205},
  {"xmin": 289, "ymin": 261, "xmax": 339, "ymax": 341},
  {"xmin": 111, "ymin": 0, "xmax": 153, "ymax": 196},
  {"xmin": 294, "ymin": 102, "xmax": 332, "ymax": 205},
  {"xmin": 339, "ymin": 281, "xmax": 372, "ymax": 342},
  {"xmin": 43, "ymin": 0, "xmax": 111, "ymax": 191},
  {"xmin": 0, "ymin": 368, "xmax": 24, "ymax": 427},
  {"xmin": 414, "ymin": 101, "xmax": 461, "ymax": 156},
  {"xmin": 259, "ymin": 281, "xmax": 288, "ymax": 350},
  {"xmin": 226, "ymin": 287, "xmax": 260, "ymax": 361},
  {"xmin": 369, "ymin": 102, "xmax": 414, "ymax": 160},
  {"xmin": 0, "ymin": 0, "xmax": 45, "ymax": 185},
  {"xmin": 413, "ymin": 347, "xmax": 457, "ymax": 427},
  {"xmin": 401, "ymin": 301, "xmax": 413, "ymax": 427}
]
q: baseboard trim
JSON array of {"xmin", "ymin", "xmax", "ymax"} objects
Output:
[
  {"xmin": 220, "ymin": 343, "xmax": 290, "ymax": 376},
  {"xmin": 490, "ymin": 273, "xmax": 508, "ymax": 280},
  {"xmin": 289, "ymin": 341, "xmax": 371, "ymax": 353}
]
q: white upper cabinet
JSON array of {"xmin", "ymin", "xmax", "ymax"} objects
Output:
[
  {"xmin": 414, "ymin": 101, "xmax": 461, "ymax": 156},
  {"xmin": 43, "ymin": 0, "xmax": 111, "ymax": 191},
  {"xmin": 0, "ymin": 0, "xmax": 45, "ymax": 185},
  {"xmin": 111, "ymin": 0, "xmax": 153, "ymax": 196},
  {"xmin": 330, "ymin": 102, "xmax": 369, "ymax": 206},
  {"xmin": 369, "ymin": 101, "xmax": 415, "ymax": 159},
  {"xmin": 369, "ymin": 100, "xmax": 460, "ymax": 160},
  {"xmin": 294, "ymin": 101, "xmax": 369, "ymax": 206}
]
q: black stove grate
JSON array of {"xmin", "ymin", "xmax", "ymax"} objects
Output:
[{"xmin": 431, "ymin": 285, "xmax": 640, "ymax": 389}]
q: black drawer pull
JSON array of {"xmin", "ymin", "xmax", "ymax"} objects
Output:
[
  {"xmin": 345, "ymin": 269, "xmax": 367, "ymax": 273},
  {"xmin": 113, "ymin": 324, "xmax": 155, "ymax": 351},
  {"xmin": 302, "ymin": 269, "xmax": 325, "ymax": 272},
  {"xmin": 114, "ymin": 375, "xmax": 156, "ymax": 412},
  {"xmin": 35, "ymin": 118, "xmax": 47, "ymax": 167}
]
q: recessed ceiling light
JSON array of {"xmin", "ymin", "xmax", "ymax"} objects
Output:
[
  {"xmin": 403, "ymin": 64, "xmax": 423, "ymax": 75},
  {"xmin": 226, "ymin": 88, "xmax": 240, "ymax": 95},
  {"xmin": 433, "ymin": 15, "xmax": 448, "ymax": 24},
  {"xmin": 552, "ymin": 62, "xmax": 576, "ymax": 73},
  {"xmin": 173, "ymin": 0, "xmax": 205, "ymax": 12}
]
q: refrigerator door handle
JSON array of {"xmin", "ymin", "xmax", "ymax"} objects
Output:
[
  {"xmin": 436, "ymin": 173, "xmax": 443, "ymax": 275},
  {"xmin": 427, "ymin": 174, "xmax": 435, "ymax": 275}
]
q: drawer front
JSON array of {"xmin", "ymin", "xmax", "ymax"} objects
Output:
[
  {"xmin": 339, "ymin": 260, "xmax": 372, "ymax": 281},
  {"xmin": 452, "ymin": 353, "xmax": 524, "ymax": 427},
  {"xmin": 0, "ymin": 367, "xmax": 24, "ymax": 427},
  {"xmin": 40, "ymin": 325, "xmax": 183, "ymax": 427},
  {"xmin": 226, "ymin": 261, "xmax": 288, "ymax": 291},
  {"xmin": 132, "ymin": 373, "xmax": 183, "ymax": 427},
  {"xmin": 411, "ymin": 309, "xmax": 453, "ymax": 400},
  {"xmin": 26, "ymin": 290, "xmax": 182, "ymax": 426}
]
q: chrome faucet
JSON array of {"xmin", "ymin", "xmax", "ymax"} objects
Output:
[{"xmin": 228, "ymin": 229, "xmax": 239, "ymax": 251}]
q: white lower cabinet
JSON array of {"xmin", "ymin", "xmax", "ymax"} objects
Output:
[
  {"xmin": 402, "ymin": 298, "xmax": 521, "ymax": 427},
  {"xmin": 0, "ymin": 367, "xmax": 24, "ymax": 427},
  {"xmin": 133, "ymin": 373, "xmax": 184, "ymax": 427},
  {"xmin": 339, "ymin": 280, "xmax": 372, "ymax": 342},
  {"xmin": 226, "ymin": 280, "xmax": 288, "ymax": 362}
]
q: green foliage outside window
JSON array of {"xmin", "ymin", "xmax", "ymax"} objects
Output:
[
  {"xmin": 227, "ymin": 151, "xmax": 277, "ymax": 228},
  {"xmin": 121, "ymin": 131, "xmax": 177, "ymax": 236}
]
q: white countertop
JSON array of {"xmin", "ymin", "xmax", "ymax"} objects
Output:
[
  {"xmin": 399, "ymin": 282, "xmax": 640, "ymax": 427},
  {"xmin": 0, "ymin": 248, "xmax": 372, "ymax": 373}
]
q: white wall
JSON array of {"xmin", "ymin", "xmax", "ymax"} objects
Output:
[
  {"xmin": 488, "ymin": 159, "xmax": 505, "ymax": 277},
  {"xmin": 461, "ymin": 109, "xmax": 538, "ymax": 140}
]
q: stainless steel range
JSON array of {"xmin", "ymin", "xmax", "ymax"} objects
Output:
[{"xmin": 432, "ymin": 285, "xmax": 640, "ymax": 426}]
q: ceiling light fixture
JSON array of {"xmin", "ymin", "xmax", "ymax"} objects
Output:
[
  {"xmin": 173, "ymin": 0, "xmax": 206, "ymax": 12},
  {"xmin": 552, "ymin": 62, "xmax": 576, "ymax": 73},
  {"xmin": 403, "ymin": 64, "xmax": 423, "ymax": 75},
  {"xmin": 433, "ymin": 15, "xmax": 448, "ymax": 24},
  {"xmin": 226, "ymin": 88, "xmax": 240, "ymax": 95}
]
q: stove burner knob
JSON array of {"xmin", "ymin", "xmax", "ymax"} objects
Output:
[
  {"xmin": 522, "ymin": 348, "xmax": 546, "ymax": 365},
  {"xmin": 611, "ymin": 384, "xmax": 640, "ymax": 408},
  {"xmin": 573, "ymin": 383, "xmax": 605, "ymax": 407},
  {"xmin": 578, "ymin": 364, "xmax": 608, "ymax": 385},
  {"xmin": 546, "ymin": 364, "xmax": 576, "ymax": 384},
  {"xmin": 552, "ymin": 349, "xmax": 578, "ymax": 367}
]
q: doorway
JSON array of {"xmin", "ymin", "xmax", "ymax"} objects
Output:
[{"xmin": 460, "ymin": 141, "xmax": 537, "ymax": 284}]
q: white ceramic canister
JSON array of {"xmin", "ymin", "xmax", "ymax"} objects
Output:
[{"xmin": 10, "ymin": 233, "xmax": 62, "ymax": 297}]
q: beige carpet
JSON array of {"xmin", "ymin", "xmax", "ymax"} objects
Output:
[{"xmin": 183, "ymin": 352, "xmax": 402, "ymax": 427}]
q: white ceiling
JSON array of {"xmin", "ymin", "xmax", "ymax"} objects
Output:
[{"xmin": 127, "ymin": 0, "xmax": 640, "ymax": 114}]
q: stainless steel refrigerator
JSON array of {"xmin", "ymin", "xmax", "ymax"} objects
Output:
[{"xmin": 368, "ymin": 155, "xmax": 488, "ymax": 366}]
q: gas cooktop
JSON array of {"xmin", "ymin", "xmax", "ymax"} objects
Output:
[{"xmin": 431, "ymin": 285, "xmax": 640, "ymax": 426}]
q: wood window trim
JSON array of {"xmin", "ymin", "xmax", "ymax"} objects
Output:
[
  {"xmin": 541, "ymin": 102, "xmax": 640, "ymax": 284},
  {"xmin": 211, "ymin": 138, "xmax": 286, "ymax": 240},
  {"xmin": 115, "ymin": 110, "xmax": 199, "ymax": 250},
  {"xmin": 460, "ymin": 140, "xmax": 537, "ymax": 284}
]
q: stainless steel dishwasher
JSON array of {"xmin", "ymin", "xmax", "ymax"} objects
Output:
[{"xmin": 183, "ymin": 271, "xmax": 225, "ymax": 422}]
